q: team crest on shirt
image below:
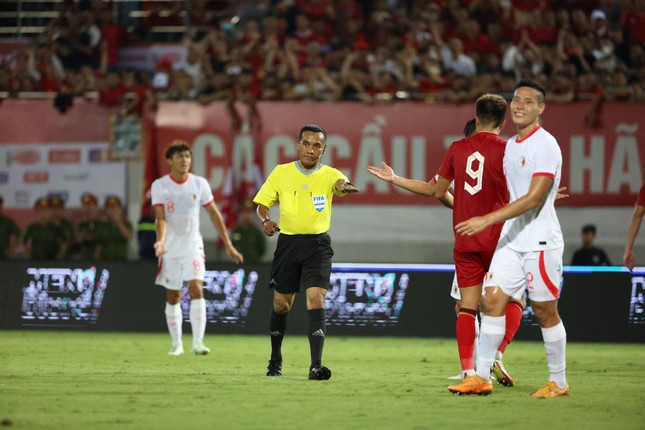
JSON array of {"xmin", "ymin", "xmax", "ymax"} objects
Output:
[
  {"xmin": 312, "ymin": 195, "xmax": 326, "ymax": 212},
  {"xmin": 518, "ymin": 156, "xmax": 527, "ymax": 168},
  {"xmin": 192, "ymin": 193, "xmax": 197, "ymax": 200}
]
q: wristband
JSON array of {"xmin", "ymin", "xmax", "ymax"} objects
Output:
[{"xmin": 262, "ymin": 219, "xmax": 270, "ymax": 226}]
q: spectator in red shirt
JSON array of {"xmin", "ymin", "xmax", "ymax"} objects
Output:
[
  {"xmin": 98, "ymin": 9, "xmax": 125, "ymax": 66},
  {"xmin": 621, "ymin": 0, "xmax": 645, "ymax": 43},
  {"xmin": 367, "ymin": 69, "xmax": 399, "ymax": 102},
  {"xmin": 461, "ymin": 20, "xmax": 499, "ymax": 57},
  {"xmin": 98, "ymin": 69, "xmax": 125, "ymax": 106},
  {"xmin": 514, "ymin": 9, "xmax": 558, "ymax": 46}
]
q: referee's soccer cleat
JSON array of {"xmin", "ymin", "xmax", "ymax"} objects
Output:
[
  {"xmin": 491, "ymin": 359, "xmax": 515, "ymax": 387},
  {"xmin": 266, "ymin": 360, "xmax": 282, "ymax": 377},
  {"xmin": 530, "ymin": 381, "xmax": 570, "ymax": 398},
  {"xmin": 308, "ymin": 365, "xmax": 332, "ymax": 380},
  {"xmin": 191, "ymin": 342, "xmax": 211, "ymax": 355},
  {"xmin": 448, "ymin": 374, "xmax": 493, "ymax": 395},
  {"xmin": 168, "ymin": 344, "xmax": 184, "ymax": 356}
]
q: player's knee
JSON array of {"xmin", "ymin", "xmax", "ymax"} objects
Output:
[
  {"xmin": 531, "ymin": 301, "xmax": 559, "ymax": 326},
  {"xmin": 166, "ymin": 290, "xmax": 181, "ymax": 305},
  {"xmin": 305, "ymin": 287, "xmax": 326, "ymax": 309},
  {"xmin": 306, "ymin": 294, "xmax": 326, "ymax": 309},
  {"xmin": 273, "ymin": 300, "xmax": 292, "ymax": 314},
  {"xmin": 307, "ymin": 298, "xmax": 325, "ymax": 310},
  {"xmin": 188, "ymin": 286, "xmax": 204, "ymax": 300},
  {"xmin": 480, "ymin": 293, "xmax": 502, "ymax": 315}
]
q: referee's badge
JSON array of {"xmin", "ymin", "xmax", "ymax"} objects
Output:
[{"xmin": 312, "ymin": 195, "xmax": 326, "ymax": 212}]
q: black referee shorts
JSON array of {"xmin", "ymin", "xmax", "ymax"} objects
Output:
[{"xmin": 269, "ymin": 232, "xmax": 333, "ymax": 294}]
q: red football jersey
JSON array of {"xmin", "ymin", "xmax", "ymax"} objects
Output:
[{"xmin": 437, "ymin": 132, "xmax": 508, "ymax": 252}]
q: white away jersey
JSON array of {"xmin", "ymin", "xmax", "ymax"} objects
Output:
[
  {"xmin": 151, "ymin": 173, "xmax": 214, "ymax": 258},
  {"xmin": 497, "ymin": 126, "xmax": 564, "ymax": 252}
]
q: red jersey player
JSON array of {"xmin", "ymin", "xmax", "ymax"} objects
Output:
[{"xmin": 435, "ymin": 94, "xmax": 510, "ymax": 383}]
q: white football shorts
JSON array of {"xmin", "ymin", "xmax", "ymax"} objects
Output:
[
  {"xmin": 483, "ymin": 246, "xmax": 563, "ymax": 302},
  {"xmin": 450, "ymin": 273, "xmax": 486, "ymax": 300},
  {"xmin": 156, "ymin": 250, "xmax": 206, "ymax": 290},
  {"xmin": 450, "ymin": 273, "xmax": 460, "ymax": 300}
]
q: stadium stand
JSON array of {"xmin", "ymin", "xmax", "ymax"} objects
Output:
[{"xmin": 0, "ymin": 0, "xmax": 644, "ymax": 107}]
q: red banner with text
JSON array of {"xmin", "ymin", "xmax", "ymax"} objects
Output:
[{"xmin": 146, "ymin": 101, "xmax": 644, "ymax": 208}]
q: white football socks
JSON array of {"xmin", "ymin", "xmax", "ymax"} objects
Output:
[
  {"xmin": 473, "ymin": 312, "xmax": 480, "ymax": 365},
  {"xmin": 190, "ymin": 298, "xmax": 206, "ymax": 346},
  {"xmin": 541, "ymin": 321, "xmax": 567, "ymax": 388},
  {"xmin": 165, "ymin": 302, "xmax": 183, "ymax": 346},
  {"xmin": 476, "ymin": 315, "xmax": 506, "ymax": 380}
]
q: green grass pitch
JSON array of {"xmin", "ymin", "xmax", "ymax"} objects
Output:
[{"xmin": 1, "ymin": 331, "xmax": 644, "ymax": 430}]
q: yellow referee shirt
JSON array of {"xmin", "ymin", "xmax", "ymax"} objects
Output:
[{"xmin": 253, "ymin": 162, "xmax": 348, "ymax": 235}]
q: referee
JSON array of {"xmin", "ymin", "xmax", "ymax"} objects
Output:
[{"xmin": 253, "ymin": 124, "xmax": 359, "ymax": 380}]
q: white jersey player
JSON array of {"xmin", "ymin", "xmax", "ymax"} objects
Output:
[
  {"xmin": 450, "ymin": 80, "xmax": 569, "ymax": 398},
  {"xmin": 152, "ymin": 140, "xmax": 243, "ymax": 356}
]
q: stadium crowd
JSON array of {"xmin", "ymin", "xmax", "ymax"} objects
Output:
[{"xmin": 1, "ymin": 0, "xmax": 644, "ymax": 117}]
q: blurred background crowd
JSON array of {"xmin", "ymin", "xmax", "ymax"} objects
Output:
[
  {"xmin": 0, "ymin": 193, "xmax": 135, "ymax": 261},
  {"xmin": 0, "ymin": 0, "xmax": 644, "ymax": 120},
  {"xmin": 0, "ymin": 192, "xmax": 268, "ymax": 263}
]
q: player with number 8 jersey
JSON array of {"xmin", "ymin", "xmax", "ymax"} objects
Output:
[
  {"xmin": 151, "ymin": 140, "xmax": 243, "ymax": 357},
  {"xmin": 152, "ymin": 175, "xmax": 211, "ymax": 258}
]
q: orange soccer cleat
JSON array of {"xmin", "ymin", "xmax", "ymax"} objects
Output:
[
  {"xmin": 530, "ymin": 381, "xmax": 570, "ymax": 398},
  {"xmin": 448, "ymin": 374, "xmax": 493, "ymax": 395}
]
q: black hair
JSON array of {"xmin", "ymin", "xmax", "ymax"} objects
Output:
[
  {"xmin": 463, "ymin": 118, "xmax": 476, "ymax": 137},
  {"xmin": 299, "ymin": 124, "xmax": 327, "ymax": 142},
  {"xmin": 164, "ymin": 140, "xmax": 192, "ymax": 159},
  {"xmin": 514, "ymin": 79, "xmax": 546, "ymax": 103},
  {"xmin": 582, "ymin": 224, "xmax": 597, "ymax": 235}
]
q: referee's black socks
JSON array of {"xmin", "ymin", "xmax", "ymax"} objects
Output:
[
  {"xmin": 308, "ymin": 308, "xmax": 326, "ymax": 367},
  {"xmin": 270, "ymin": 310, "xmax": 288, "ymax": 362}
]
